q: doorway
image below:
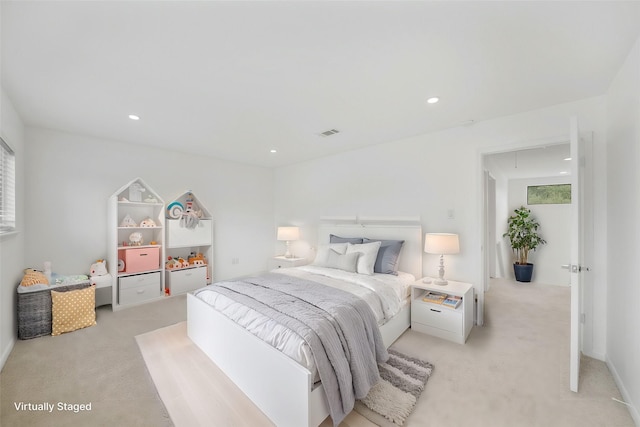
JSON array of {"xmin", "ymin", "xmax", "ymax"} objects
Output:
[{"xmin": 483, "ymin": 143, "xmax": 572, "ymax": 286}]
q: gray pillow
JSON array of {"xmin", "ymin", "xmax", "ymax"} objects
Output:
[
  {"xmin": 363, "ymin": 238, "xmax": 405, "ymax": 275},
  {"xmin": 324, "ymin": 249, "xmax": 359, "ymax": 273},
  {"xmin": 329, "ymin": 234, "xmax": 363, "ymax": 244}
]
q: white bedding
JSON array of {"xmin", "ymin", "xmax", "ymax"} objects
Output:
[{"xmin": 194, "ymin": 266, "xmax": 414, "ymax": 374}]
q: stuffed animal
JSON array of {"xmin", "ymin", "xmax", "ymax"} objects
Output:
[
  {"xmin": 90, "ymin": 260, "xmax": 108, "ymax": 276},
  {"xmin": 165, "ymin": 256, "xmax": 181, "ymax": 270},
  {"xmin": 129, "ymin": 232, "xmax": 143, "ymax": 246},
  {"xmin": 177, "ymin": 257, "xmax": 190, "ymax": 268},
  {"xmin": 20, "ymin": 268, "xmax": 49, "ymax": 287},
  {"xmin": 188, "ymin": 252, "xmax": 206, "ymax": 266}
]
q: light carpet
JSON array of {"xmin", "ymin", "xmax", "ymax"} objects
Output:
[{"xmin": 136, "ymin": 321, "xmax": 433, "ymax": 427}]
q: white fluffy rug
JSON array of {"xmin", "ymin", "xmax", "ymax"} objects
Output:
[{"xmin": 355, "ymin": 349, "xmax": 434, "ymax": 427}]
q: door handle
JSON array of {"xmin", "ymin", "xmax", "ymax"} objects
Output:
[{"xmin": 561, "ymin": 264, "xmax": 591, "ymax": 273}]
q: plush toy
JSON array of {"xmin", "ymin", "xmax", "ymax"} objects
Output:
[
  {"xmin": 188, "ymin": 252, "xmax": 206, "ymax": 266},
  {"xmin": 165, "ymin": 256, "xmax": 181, "ymax": 270},
  {"xmin": 129, "ymin": 232, "xmax": 143, "ymax": 246},
  {"xmin": 20, "ymin": 268, "xmax": 49, "ymax": 287},
  {"xmin": 177, "ymin": 257, "xmax": 190, "ymax": 268},
  {"xmin": 90, "ymin": 260, "xmax": 108, "ymax": 276}
]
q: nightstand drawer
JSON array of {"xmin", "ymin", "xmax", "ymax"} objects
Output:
[{"xmin": 412, "ymin": 303, "xmax": 461, "ymax": 334}]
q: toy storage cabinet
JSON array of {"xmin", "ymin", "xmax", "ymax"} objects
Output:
[
  {"xmin": 107, "ymin": 178, "xmax": 166, "ymax": 310},
  {"xmin": 165, "ymin": 192, "xmax": 214, "ymax": 295}
]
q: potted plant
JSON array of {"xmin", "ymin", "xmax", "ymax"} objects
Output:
[{"xmin": 503, "ymin": 206, "xmax": 546, "ymax": 282}]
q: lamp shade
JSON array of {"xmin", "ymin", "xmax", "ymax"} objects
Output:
[
  {"xmin": 424, "ymin": 233, "xmax": 459, "ymax": 255},
  {"xmin": 277, "ymin": 226, "xmax": 300, "ymax": 241}
]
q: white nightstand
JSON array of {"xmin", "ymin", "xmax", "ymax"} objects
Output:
[
  {"xmin": 268, "ymin": 256, "xmax": 308, "ymax": 270},
  {"xmin": 411, "ymin": 278, "xmax": 474, "ymax": 344}
]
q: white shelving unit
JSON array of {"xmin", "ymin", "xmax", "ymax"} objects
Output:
[
  {"xmin": 165, "ymin": 191, "xmax": 214, "ymax": 296},
  {"xmin": 107, "ymin": 177, "xmax": 166, "ymax": 310}
]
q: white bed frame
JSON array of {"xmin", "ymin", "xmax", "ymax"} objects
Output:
[{"xmin": 187, "ymin": 219, "xmax": 423, "ymax": 427}]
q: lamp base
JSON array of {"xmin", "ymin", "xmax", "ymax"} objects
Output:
[
  {"xmin": 432, "ymin": 278, "xmax": 448, "ymax": 286},
  {"xmin": 284, "ymin": 241, "xmax": 294, "ymax": 258}
]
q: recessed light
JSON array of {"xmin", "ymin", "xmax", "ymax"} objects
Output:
[
  {"xmin": 270, "ymin": 149, "xmax": 277, "ymax": 154},
  {"xmin": 560, "ymin": 171, "xmax": 569, "ymax": 175},
  {"xmin": 426, "ymin": 97, "xmax": 439, "ymax": 104},
  {"xmin": 128, "ymin": 114, "xmax": 140, "ymax": 120},
  {"xmin": 564, "ymin": 157, "xmax": 572, "ymax": 161}
]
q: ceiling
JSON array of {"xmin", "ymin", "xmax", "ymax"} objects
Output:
[{"xmin": 2, "ymin": 1, "xmax": 640, "ymax": 168}]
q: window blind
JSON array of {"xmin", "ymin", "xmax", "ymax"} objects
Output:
[{"xmin": 0, "ymin": 137, "xmax": 16, "ymax": 233}]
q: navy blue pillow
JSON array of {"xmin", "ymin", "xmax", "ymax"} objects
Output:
[
  {"xmin": 363, "ymin": 238, "xmax": 405, "ymax": 275},
  {"xmin": 329, "ymin": 234, "xmax": 364, "ymax": 244}
]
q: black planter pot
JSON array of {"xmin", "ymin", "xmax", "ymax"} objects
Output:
[{"xmin": 513, "ymin": 263, "xmax": 534, "ymax": 282}]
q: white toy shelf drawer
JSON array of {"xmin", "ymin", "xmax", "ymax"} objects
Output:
[{"xmin": 166, "ymin": 219, "xmax": 212, "ymax": 248}]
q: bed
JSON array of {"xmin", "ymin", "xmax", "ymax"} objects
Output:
[{"xmin": 187, "ymin": 220, "xmax": 423, "ymax": 427}]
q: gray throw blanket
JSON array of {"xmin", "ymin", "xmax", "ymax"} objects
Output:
[{"xmin": 199, "ymin": 273, "xmax": 388, "ymax": 426}]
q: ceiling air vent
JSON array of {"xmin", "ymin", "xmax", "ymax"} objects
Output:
[{"xmin": 319, "ymin": 129, "xmax": 340, "ymax": 137}]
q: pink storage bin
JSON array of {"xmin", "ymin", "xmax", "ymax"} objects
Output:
[{"xmin": 119, "ymin": 247, "xmax": 160, "ymax": 273}]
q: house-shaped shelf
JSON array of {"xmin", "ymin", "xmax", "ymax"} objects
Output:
[
  {"xmin": 165, "ymin": 191, "xmax": 214, "ymax": 292},
  {"xmin": 107, "ymin": 177, "xmax": 166, "ymax": 310}
]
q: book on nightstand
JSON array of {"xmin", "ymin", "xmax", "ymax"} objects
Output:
[
  {"xmin": 422, "ymin": 291, "xmax": 447, "ymax": 304},
  {"xmin": 442, "ymin": 295, "xmax": 462, "ymax": 309}
]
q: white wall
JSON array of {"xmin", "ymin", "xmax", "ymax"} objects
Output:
[
  {"xmin": 605, "ymin": 36, "xmax": 640, "ymax": 424},
  {"xmin": 0, "ymin": 88, "xmax": 25, "ymax": 369},
  {"xmin": 483, "ymin": 156, "xmax": 516, "ymax": 280},
  {"xmin": 23, "ymin": 128, "xmax": 275, "ymax": 283},
  {"xmin": 274, "ymin": 96, "xmax": 608, "ymax": 359},
  {"xmin": 506, "ymin": 177, "xmax": 571, "ymax": 285}
]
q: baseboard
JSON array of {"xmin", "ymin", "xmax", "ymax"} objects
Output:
[
  {"xmin": 606, "ymin": 356, "xmax": 640, "ymax": 426},
  {"xmin": 0, "ymin": 337, "xmax": 15, "ymax": 372},
  {"xmin": 582, "ymin": 349, "xmax": 606, "ymax": 362}
]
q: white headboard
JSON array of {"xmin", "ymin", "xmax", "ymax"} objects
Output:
[{"xmin": 317, "ymin": 216, "xmax": 423, "ymax": 279}]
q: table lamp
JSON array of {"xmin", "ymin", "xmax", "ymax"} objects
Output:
[
  {"xmin": 424, "ymin": 233, "xmax": 460, "ymax": 285},
  {"xmin": 277, "ymin": 226, "xmax": 300, "ymax": 258}
]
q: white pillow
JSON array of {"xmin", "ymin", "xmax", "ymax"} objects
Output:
[
  {"xmin": 346, "ymin": 241, "xmax": 381, "ymax": 275},
  {"xmin": 324, "ymin": 250, "xmax": 359, "ymax": 273},
  {"xmin": 312, "ymin": 243, "xmax": 348, "ymax": 266}
]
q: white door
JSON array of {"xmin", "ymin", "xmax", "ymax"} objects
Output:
[{"xmin": 568, "ymin": 115, "xmax": 583, "ymax": 393}]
